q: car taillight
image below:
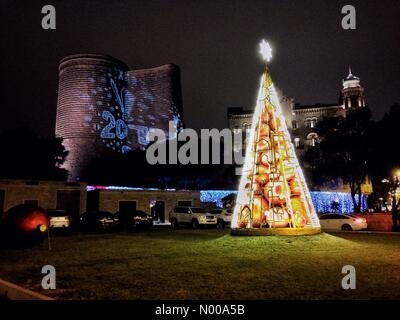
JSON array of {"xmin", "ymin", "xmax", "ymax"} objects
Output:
[{"xmin": 354, "ymin": 218, "xmax": 364, "ymax": 223}]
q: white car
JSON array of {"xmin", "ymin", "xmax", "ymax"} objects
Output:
[
  {"xmin": 169, "ymin": 206, "xmax": 217, "ymax": 228},
  {"xmin": 47, "ymin": 210, "xmax": 71, "ymax": 228},
  {"xmin": 209, "ymin": 208, "xmax": 233, "ymax": 228},
  {"xmin": 319, "ymin": 213, "xmax": 367, "ymax": 231}
]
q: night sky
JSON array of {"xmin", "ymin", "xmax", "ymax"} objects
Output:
[{"xmin": 1, "ymin": 0, "xmax": 399, "ymax": 137}]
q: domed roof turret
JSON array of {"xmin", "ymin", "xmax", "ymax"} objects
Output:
[
  {"xmin": 343, "ymin": 66, "xmax": 361, "ymax": 89},
  {"xmin": 346, "ymin": 66, "xmax": 359, "ymax": 80}
]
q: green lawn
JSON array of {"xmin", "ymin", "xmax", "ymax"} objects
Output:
[{"xmin": 0, "ymin": 229, "xmax": 399, "ymax": 300}]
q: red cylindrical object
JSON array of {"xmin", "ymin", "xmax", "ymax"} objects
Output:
[{"xmin": 1, "ymin": 204, "xmax": 49, "ymax": 245}]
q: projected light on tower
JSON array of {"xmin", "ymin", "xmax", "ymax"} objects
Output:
[{"xmin": 231, "ymin": 40, "xmax": 321, "ymax": 235}]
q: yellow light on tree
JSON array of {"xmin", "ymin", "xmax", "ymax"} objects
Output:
[{"xmin": 231, "ymin": 40, "xmax": 321, "ymax": 236}]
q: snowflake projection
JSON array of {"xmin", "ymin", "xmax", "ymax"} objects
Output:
[
  {"xmin": 87, "ymin": 66, "xmax": 184, "ymax": 153},
  {"xmin": 93, "ymin": 67, "xmax": 131, "ymax": 153},
  {"xmin": 124, "ymin": 73, "xmax": 184, "ymax": 147},
  {"xmin": 167, "ymin": 103, "xmax": 184, "ymax": 139},
  {"xmin": 171, "ymin": 104, "xmax": 184, "ymax": 131}
]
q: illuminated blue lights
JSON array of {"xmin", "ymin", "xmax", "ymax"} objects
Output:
[
  {"xmin": 200, "ymin": 190, "xmax": 237, "ymax": 208},
  {"xmin": 310, "ymin": 191, "xmax": 368, "ymax": 213},
  {"xmin": 200, "ymin": 190, "xmax": 368, "ymax": 213}
]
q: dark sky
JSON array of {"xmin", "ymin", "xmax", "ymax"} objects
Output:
[{"xmin": 1, "ymin": 0, "xmax": 399, "ymax": 137}]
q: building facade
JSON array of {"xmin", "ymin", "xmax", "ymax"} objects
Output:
[
  {"xmin": 291, "ymin": 68, "xmax": 365, "ymax": 154},
  {"xmin": 227, "ymin": 68, "xmax": 371, "ymax": 193},
  {"xmin": 228, "ymin": 68, "xmax": 366, "ymax": 155},
  {"xmin": 228, "ymin": 87, "xmax": 294, "ymax": 155},
  {"xmin": 290, "ymin": 103, "xmax": 345, "ymax": 153},
  {"xmin": 88, "ymin": 187, "xmax": 200, "ymax": 223},
  {"xmin": 0, "ymin": 180, "xmax": 87, "ymax": 220},
  {"xmin": 0, "ymin": 180, "xmax": 371, "ymax": 220},
  {"xmin": 55, "ymin": 54, "xmax": 184, "ymax": 181},
  {"xmin": 0, "ymin": 180, "xmax": 200, "ymax": 223}
]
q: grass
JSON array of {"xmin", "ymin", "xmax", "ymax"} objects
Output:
[{"xmin": 0, "ymin": 228, "xmax": 400, "ymax": 300}]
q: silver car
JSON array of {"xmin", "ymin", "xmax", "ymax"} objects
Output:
[
  {"xmin": 47, "ymin": 210, "xmax": 71, "ymax": 228},
  {"xmin": 169, "ymin": 206, "xmax": 217, "ymax": 228},
  {"xmin": 209, "ymin": 208, "xmax": 233, "ymax": 228},
  {"xmin": 319, "ymin": 213, "xmax": 367, "ymax": 231}
]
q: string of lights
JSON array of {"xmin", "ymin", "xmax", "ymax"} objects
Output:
[{"xmin": 200, "ymin": 190, "xmax": 367, "ymax": 214}]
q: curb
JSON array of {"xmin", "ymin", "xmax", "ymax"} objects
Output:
[
  {"xmin": 327, "ymin": 230, "xmax": 400, "ymax": 235},
  {"xmin": 0, "ymin": 278, "xmax": 54, "ymax": 300}
]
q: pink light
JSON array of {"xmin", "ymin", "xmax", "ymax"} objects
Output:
[{"xmin": 87, "ymin": 186, "xmax": 108, "ymax": 191}]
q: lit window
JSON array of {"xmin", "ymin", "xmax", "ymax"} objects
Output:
[
  {"xmin": 234, "ymin": 143, "xmax": 242, "ymax": 153},
  {"xmin": 233, "ymin": 126, "xmax": 241, "ymax": 134},
  {"xmin": 306, "ymin": 133, "xmax": 319, "ymax": 147},
  {"xmin": 310, "ymin": 117, "xmax": 318, "ymax": 128},
  {"xmin": 294, "ymin": 137, "xmax": 300, "ymax": 148}
]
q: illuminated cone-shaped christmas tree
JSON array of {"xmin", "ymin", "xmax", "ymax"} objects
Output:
[{"xmin": 231, "ymin": 40, "xmax": 320, "ymax": 235}]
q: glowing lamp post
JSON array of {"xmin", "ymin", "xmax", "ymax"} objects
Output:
[{"xmin": 231, "ymin": 40, "xmax": 321, "ymax": 236}]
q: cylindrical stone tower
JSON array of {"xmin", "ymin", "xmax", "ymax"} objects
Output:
[
  {"xmin": 55, "ymin": 54, "xmax": 129, "ymax": 181},
  {"xmin": 124, "ymin": 64, "xmax": 184, "ymax": 149}
]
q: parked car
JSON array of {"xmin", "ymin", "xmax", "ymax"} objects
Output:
[
  {"xmin": 319, "ymin": 213, "xmax": 367, "ymax": 231},
  {"xmin": 115, "ymin": 210, "xmax": 153, "ymax": 230},
  {"xmin": 169, "ymin": 206, "xmax": 217, "ymax": 228},
  {"xmin": 79, "ymin": 211, "xmax": 118, "ymax": 232},
  {"xmin": 209, "ymin": 208, "xmax": 233, "ymax": 228},
  {"xmin": 47, "ymin": 210, "xmax": 71, "ymax": 229}
]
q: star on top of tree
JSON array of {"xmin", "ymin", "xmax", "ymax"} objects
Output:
[{"xmin": 259, "ymin": 39, "xmax": 272, "ymax": 62}]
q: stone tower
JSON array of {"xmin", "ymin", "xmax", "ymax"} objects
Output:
[
  {"xmin": 55, "ymin": 54, "xmax": 183, "ymax": 181},
  {"xmin": 341, "ymin": 67, "xmax": 365, "ymax": 109}
]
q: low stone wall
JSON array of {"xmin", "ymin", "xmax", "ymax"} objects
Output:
[
  {"xmin": 366, "ymin": 213, "xmax": 393, "ymax": 232},
  {"xmin": 0, "ymin": 279, "xmax": 53, "ymax": 300}
]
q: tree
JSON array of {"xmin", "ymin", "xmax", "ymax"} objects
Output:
[
  {"xmin": 0, "ymin": 128, "xmax": 68, "ymax": 180},
  {"xmin": 368, "ymin": 104, "xmax": 400, "ymax": 228},
  {"xmin": 304, "ymin": 107, "xmax": 374, "ymax": 213},
  {"xmin": 384, "ymin": 175, "xmax": 400, "ymax": 229},
  {"xmin": 369, "ymin": 103, "xmax": 400, "ymax": 176},
  {"xmin": 81, "ymin": 138, "xmax": 237, "ymax": 190}
]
